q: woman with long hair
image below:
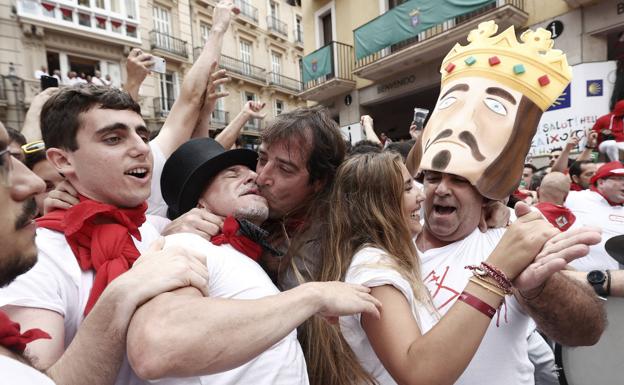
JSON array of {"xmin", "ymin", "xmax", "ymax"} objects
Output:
[{"xmin": 304, "ymin": 152, "xmax": 556, "ymax": 385}]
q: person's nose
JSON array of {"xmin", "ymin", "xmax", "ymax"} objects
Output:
[{"xmin": 10, "ymin": 157, "xmax": 45, "ymax": 202}]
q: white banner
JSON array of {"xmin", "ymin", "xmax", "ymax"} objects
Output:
[{"xmin": 529, "ymin": 61, "xmax": 617, "ymax": 156}]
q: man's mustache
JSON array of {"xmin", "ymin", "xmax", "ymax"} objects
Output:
[
  {"xmin": 15, "ymin": 198, "xmax": 38, "ymax": 230},
  {"xmin": 425, "ymin": 129, "xmax": 485, "ymax": 162}
]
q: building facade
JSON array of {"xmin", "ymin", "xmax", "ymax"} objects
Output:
[
  {"xmin": 299, "ymin": 0, "xmax": 624, "ymax": 148},
  {"xmin": 0, "ymin": 0, "xmax": 305, "ymax": 147}
]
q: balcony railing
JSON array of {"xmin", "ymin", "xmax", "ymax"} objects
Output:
[
  {"xmin": 234, "ymin": 0, "xmax": 258, "ymax": 23},
  {"xmin": 294, "ymin": 27, "xmax": 303, "ymax": 44},
  {"xmin": 355, "ymin": 0, "xmax": 525, "ymax": 69},
  {"xmin": 268, "ymin": 72, "xmax": 302, "ymax": 92},
  {"xmin": 150, "ymin": 30, "xmax": 188, "ymax": 58},
  {"xmin": 212, "ymin": 109, "xmax": 229, "ymax": 125},
  {"xmin": 302, "ymin": 41, "xmax": 354, "ymax": 91},
  {"xmin": 219, "ymin": 54, "xmax": 266, "ymax": 83},
  {"xmin": 267, "ymin": 15, "xmax": 287, "ymax": 36},
  {"xmin": 153, "ymin": 97, "xmax": 175, "ymax": 118}
]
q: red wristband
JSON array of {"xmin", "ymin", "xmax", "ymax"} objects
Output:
[{"xmin": 458, "ymin": 291, "xmax": 496, "ymax": 319}]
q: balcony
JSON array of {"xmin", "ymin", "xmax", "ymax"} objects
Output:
[
  {"xmin": 267, "ymin": 15, "xmax": 287, "ymax": 38},
  {"xmin": 268, "ymin": 72, "xmax": 302, "ymax": 93},
  {"xmin": 219, "ymin": 54, "xmax": 266, "ymax": 84},
  {"xmin": 212, "ymin": 109, "xmax": 229, "ymax": 126},
  {"xmin": 299, "ymin": 41, "xmax": 356, "ymax": 102},
  {"xmin": 234, "ymin": 0, "xmax": 258, "ymax": 24},
  {"xmin": 150, "ymin": 30, "xmax": 188, "ymax": 59},
  {"xmin": 353, "ymin": 0, "xmax": 527, "ymax": 81},
  {"xmin": 153, "ymin": 97, "xmax": 175, "ymax": 118},
  {"xmin": 15, "ymin": 0, "xmax": 140, "ymax": 45},
  {"xmin": 563, "ymin": 0, "xmax": 599, "ymax": 7}
]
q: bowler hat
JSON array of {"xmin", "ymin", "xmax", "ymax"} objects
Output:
[{"xmin": 161, "ymin": 138, "xmax": 258, "ymax": 219}]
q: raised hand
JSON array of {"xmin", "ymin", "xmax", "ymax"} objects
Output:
[
  {"xmin": 243, "ymin": 100, "xmax": 267, "ymax": 120},
  {"xmin": 212, "ymin": 0, "xmax": 240, "ymax": 34}
]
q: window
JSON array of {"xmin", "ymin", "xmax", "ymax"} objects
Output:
[
  {"xmin": 275, "ymin": 99, "xmax": 284, "ymax": 115},
  {"xmin": 125, "ymin": 0, "xmax": 137, "ymax": 19},
  {"xmin": 239, "ymin": 39, "xmax": 252, "ymax": 75},
  {"xmin": 153, "ymin": 6, "xmax": 172, "ymax": 48},
  {"xmin": 295, "ymin": 15, "xmax": 303, "ymax": 43},
  {"xmin": 95, "ymin": 0, "xmax": 105, "ymax": 9},
  {"xmin": 160, "ymin": 72, "xmax": 177, "ymax": 113},
  {"xmin": 270, "ymin": 51, "xmax": 282, "ymax": 84},
  {"xmin": 321, "ymin": 12, "xmax": 332, "ymax": 45},
  {"xmin": 78, "ymin": 0, "xmax": 90, "ymax": 7},
  {"xmin": 78, "ymin": 12, "xmax": 91, "ymax": 27},
  {"xmin": 200, "ymin": 22, "xmax": 211, "ymax": 45},
  {"xmin": 111, "ymin": 0, "xmax": 120, "ymax": 13},
  {"xmin": 270, "ymin": 1, "xmax": 278, "ymax": 18}
]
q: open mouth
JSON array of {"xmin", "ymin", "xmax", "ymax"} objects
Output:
[
  {"xmin": 433, "ymin": 204, "xmax": 457, "ymax": 215},
  {"xmin": 124, "ymin": 167, "xmax": 149, "ymax": 179}
]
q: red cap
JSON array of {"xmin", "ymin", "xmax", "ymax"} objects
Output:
[{"xmin": 590, "ymin": 161, "xmax": 624, "ymax": 185}]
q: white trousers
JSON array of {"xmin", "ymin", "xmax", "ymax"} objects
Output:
[{"xmin": 598, "ymin": 140, "xmax": 624, "ymax": 161}]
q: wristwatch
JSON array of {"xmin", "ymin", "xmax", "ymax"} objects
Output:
[{"xmin": 587, "ymin": 270, "xmax": 607, "ymax": 296}]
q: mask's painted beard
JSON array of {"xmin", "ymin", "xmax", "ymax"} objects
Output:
[{"xmin": 432, "ymin": 150, "xmax": 451, "ymax": 170}]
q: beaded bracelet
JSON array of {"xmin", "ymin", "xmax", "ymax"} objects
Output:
[{"xmin": 458, "ymin": 291, "xmax": 496, "ymax": 319}]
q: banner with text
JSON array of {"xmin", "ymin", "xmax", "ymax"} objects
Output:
[{"xmin": 529, "ymin": 61, "xmax": 616, "ymax": 156}]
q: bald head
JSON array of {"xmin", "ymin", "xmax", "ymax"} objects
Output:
[{"xmin": 538, "ymin": 172, "xmax": 570, "ymax": 205}]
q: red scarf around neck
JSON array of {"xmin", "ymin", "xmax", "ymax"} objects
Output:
[
  {"xmin": 36, "ymin": 195, "xmax": 147, "ymax": 315},
  {"xmin": 0, "ymin": 310, "xmax": 50, "ymax": 354},
  {"xmin": 590, "ymin": 185, "xmax": 624, "ymax": 207},
  {"xmin": 211, "ymin": 216, "xmax": 262, "ymax": 261}
]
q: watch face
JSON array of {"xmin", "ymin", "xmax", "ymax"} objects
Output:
[{"xmin": 588, "ymin": 270, "xmax": 606, "ymax": 284}]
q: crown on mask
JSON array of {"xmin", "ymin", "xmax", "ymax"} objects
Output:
[{"xmin": 440, "ymin": 20, "xmax": 572, "ymax": 111}]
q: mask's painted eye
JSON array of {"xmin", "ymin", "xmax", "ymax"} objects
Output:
[
  {"xmin": 438, "ymin": 96, "xmax": 457, "ymax": 110},
  {"xmin": 484, "ymin": 98, "xmax": 507, "ymax": 116}
]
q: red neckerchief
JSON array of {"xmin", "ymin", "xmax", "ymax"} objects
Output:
[
  {"xmin": 590, "ymin": 185, "xmax": 624, "ymax": 207},
  {"xmin": 211, "ymin": 216, "xmax": 262, "ymax": 261},
  {"xmin": 0, "ymin": 310, "xmax": 50, "ymax": 354},
  {"xmin": 570, "ymin": 182, "xmax": 583, "ymax": 191},
  {"xmin": 36, "ymin": 195, "xmax": 147, "ymax": 315},
  {"xmin": 534, "ymin": 202, "xmax": 576, "ymax": 231}
]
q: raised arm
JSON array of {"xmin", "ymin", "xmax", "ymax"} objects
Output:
[
  {"xmin": 191, "ymin": 66, "xmax": 230, "ymax": 139},
  {"xmin": 152, "ymin": 0, "xmax": 238, "ymax": 157},
  {"xmin": 360, "ymin": 209, "xmax": 562, "ymax": 385},
  {"xmin": 22, "ymin": 88, "xmax": 58, "ymax": 141},
  {"xmin": 576, "ymin": 131, "xmax": 598, "ymax": 162},
  {"xmin": 360, "ymin": 115, "xmax": 381, "ymax": 144},
  {"xmin": 551, "ymin": 135, "xmax": 578, "ymax": 173},
  {"xmin": 215, "ymin": 100, "xmax": 266, "ymax": 149},
  {"xmin": 126, "ymin": 281, "xmax": 381, "ymax": 380},
  {"xmin": 123, "ymin": 48, "xmax": 154, "ymax": 102}
]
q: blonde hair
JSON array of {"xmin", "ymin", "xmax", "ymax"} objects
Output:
[{"xmin": 304, "ymin": 152, "xmax": 433, "ymax": 385}]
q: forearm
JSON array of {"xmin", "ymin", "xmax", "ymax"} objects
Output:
[
  {"xmin": 563, "ymin": 269, "xmax": 624, "ymax": 297},
  {"xmin": 576, "ymin": 147, "xmax": 593, "ymax": 161},
  {"xmin": 123, "ymin": 80, "xmax": 141, "ymax": 102},
  {"xmin": 551, "ymin": 149, "xmax": 570, "ymax": 172},
  {"xmin": 192, "ymin": 108, "xmax": 212, "ymax": 139},
  {"xmin": 155, "ymin": 29, "xmax": 226, "ymax": 156},
  {"xmin": 127, "ymin": 284, "xmax": 322, "ymax": 379},
  {"xmin": 46, "ymin": 284, "xmax": 137, "ymax": 385},
  {"xmin": 215, "ymin": 110, "xmax": 250, "ymax": 149},
  {"xmin": 22, "ymin": 110, "xmax": 43, "ymax": 141},
  {"xmin": 517, "ymin": 272, "xmax": 605, "ymax": 346},
  {"xmin": 362, "ymin": 122, "xmax": 381, "ymax": 144}
]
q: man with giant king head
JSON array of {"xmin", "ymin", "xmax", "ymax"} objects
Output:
[{"xmin": 407, "ymin": 20, "xmax": 571, "ymax": 200}]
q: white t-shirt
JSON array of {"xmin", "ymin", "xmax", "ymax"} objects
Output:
[
  {"xmin": 565, "ymin": 189, "xmax": 623, "ymax": 271},
  {"xmin": 0, "ymin": 355, "xmax": 56, "ymax": 384},
  {"xmin": 340, "ymin": 247, "xmax": 438, "ymax": 385},
  {"xmin": 419, "ymin": 228, "xmax": 534, "ymax": 385},
  {"xmin": 0, "ymin": 218, "xmax": 164, "ymax": 385},
  {"xmin": 163, "ymin": 233, "xmax": 309, "ymax": 385},
  {"xmin": 147, "ymin": 141, "xmax": 169, "ymax": 218}
]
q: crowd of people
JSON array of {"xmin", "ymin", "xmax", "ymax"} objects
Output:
[
  {"xmin": 0, "ymin": 2, "xmax": 620, "ymax": 385},
  {"xmin": 35, "ymin": 65, "xmax": 115, "ymax": 88}
]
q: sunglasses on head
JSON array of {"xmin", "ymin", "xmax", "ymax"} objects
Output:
[{"xmin": 21, "ymin": 140, "xmax": 45, "ymax": 154}]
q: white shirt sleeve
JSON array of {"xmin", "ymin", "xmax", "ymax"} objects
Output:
[{"xmin": 147, "ymin": 141, "xmax": 169, "ymax": 217}]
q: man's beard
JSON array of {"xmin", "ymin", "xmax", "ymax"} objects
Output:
[
  {"xmin": 0, "ymin": 250, "xmax": 37, "ymax": 287},
  {"xmin": 235, "ymin": 205, "xmax": 269, "ymax": 224}
]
